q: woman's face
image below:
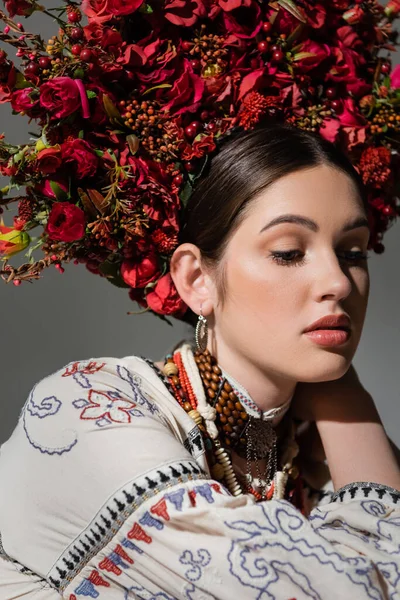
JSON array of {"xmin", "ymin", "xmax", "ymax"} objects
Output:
[{"xmin": 211, "ymin": 164, "xmax": 370, "ymax": 383}]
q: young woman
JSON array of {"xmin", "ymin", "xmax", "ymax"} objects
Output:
[{"xmin": 0, "ymin": 122, "xmax": 399, "ymax": 599}]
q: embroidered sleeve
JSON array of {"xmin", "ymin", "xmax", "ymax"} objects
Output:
[
  {"xmin": 63, "ymin": 478, "xmax": 400, "ymax": 599},
  {"xmin": 1, "ymin": 358, "xmax": 399, "ymax": 600}
]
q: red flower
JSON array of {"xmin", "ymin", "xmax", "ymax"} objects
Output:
[
  {"xmin": 82, "ymin": 0, "xmax": 144, "ymax": 23},
  {"xmin": 146, "ymin": 273, "xmax": 188, "ymax": 316},
  {"xmin": 163, "ymin": 60, "xmax": 205, "ymax": 116},
  {"xmin": 39, "ymin": 77, "xmax": 81, "ymax": 119},
  {"xmin": 45, "ymin": 202, "xmax": 86, "ymax": 242},
  {"xmin": 292, "ymin": 40, "xmax": 331, "ymax": 73},
  {"xmin": 181, "ymin": 133, "xmax": 217, "ymax": 160},
  {"xmin": 36, "ymin": 146, "xmax": 62, "ymax": 175},
  {"xmin": 164, "ymin": 0, "xmax": 206, "ymax": 26},
  {"xmin": 121, "ymin": 252, "xmax": 160, "ymax": 288},
  {"xmin": 222, "ymin": 0, "xmax": 262, "ymax": 39},
  {"xmin": 4, "ymin": 0, "xmax": 35, "ymax": 17},
  {"xmin": 10, "ymin": 88, "xmax": 40, "ymax": 115},
  {"xmin": 61, "ymin": 139, "xmax": 98, "ymax": 179},
  {"xmin": 391, "ymin": 65, "xmax": 400, "ymax": 89},
  {"xmin": 83, "ymin": 22, "xmax": 123, "ymax": 50}
]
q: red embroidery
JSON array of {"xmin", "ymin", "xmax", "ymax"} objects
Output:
[
  {"xmin": 69, "ymin": 595, "xmax": 77, "ymax": 600},
  {"xmin": 114, "ymin": 544, "xmax": 134, "ymax": 564},
  {"xmin": 79, "ymin": 389, "xmax": 137, "ymax": 423},
  {"xmin": 188, "ymin": 490, "xmax": 197, "ymax": 506},
  {"xmin": 88, "ymin": 570, "xmax": 110, "ymax": 587},
  {"xmin": 98, "ymin": 556, "xmax": 121, "ymax": 576},
  {"xmin": 63, "ymin": 361, "xmax": 106, "ymax": 377},
  {"xmin": 127, "ymin": 522, "xmax": 152, "ymax": 544},
  {"xmin": 210, "ymin": 483, "xmax": 222, "ymax": 494},
  {"xmin": 150, "ymin": 497, "xmax": 170, "ymax": 521}
]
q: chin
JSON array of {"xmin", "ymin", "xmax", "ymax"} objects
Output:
[{"xmin": 298, "ymin": 353, "xmax": 352, "ymax": 383}]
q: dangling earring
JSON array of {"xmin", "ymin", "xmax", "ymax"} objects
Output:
[{"xmin": 195, "ymin": 306, "xmax": 208, "ymax": 352}]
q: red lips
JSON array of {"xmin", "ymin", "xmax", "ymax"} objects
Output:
[{"xmin": 303, "ymin": 314, "xmax": 351, "ymax": 333}]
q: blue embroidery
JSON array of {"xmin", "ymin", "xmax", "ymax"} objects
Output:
[
  {"xmin": 23, "ymin": 385, "xmax": 77, "ymax": 455},
  {"xmin": 165, "ymin": 489, "xmax": 185, "ymax": 512},
  {"xmin": 179, "ymin": 549, "xmax": 212, "ymax": 582},
  {"xmin": 139, "ymin": 511, "xmax": 164, "ymax": 530},
  {"xmin": 194, "ymin": 484, "xmax": 215, "ymax": 504},
  {"xmin": 26, "ymin": 385, "xmax": 62, "ymax": 419},
  {"xmin": 74, "ymin": 579, "xmax": 99, "ymax": 598},
  {"xmin": 72, "ymin": 372, "xmax": 92, "ymax": 389},
  {"xmin": 122, "ymin": 539, "xmax": 144, "ymax": 554},
  {"xmin": 117, "ymin": 365, "xmax": 160, "ymax": 415}
]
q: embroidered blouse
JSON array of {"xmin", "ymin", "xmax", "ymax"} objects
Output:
[{"xmin": 0, "ymin": 343, "xmax": 399, "ymax": 599}]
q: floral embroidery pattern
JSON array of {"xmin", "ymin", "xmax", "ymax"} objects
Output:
[{"xmin": 73, "ymin": 389, "xmax": 144, "ymax": 426}]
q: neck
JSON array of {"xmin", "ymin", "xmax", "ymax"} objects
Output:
[{"xmin": 208, "ymin": 338, "xmax": 296, "ymax": 413}]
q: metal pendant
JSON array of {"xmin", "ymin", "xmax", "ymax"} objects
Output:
[{"xmin": 247, "ymin": 417, "xmax": 277, "ymax": 459}]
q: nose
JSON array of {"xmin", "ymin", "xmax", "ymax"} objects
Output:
[{"xmin": 313, "ymin": 251, "xmax": 353, "ymax": 302}]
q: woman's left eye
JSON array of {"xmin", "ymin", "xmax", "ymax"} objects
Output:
[{"xmin": 270, "ymin": 250, "xmax": 370, "ymax": 267}]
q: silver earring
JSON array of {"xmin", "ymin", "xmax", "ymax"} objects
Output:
[{"xmin": 195, "ymin": 307, "xmax": 208, "ymax": 352}]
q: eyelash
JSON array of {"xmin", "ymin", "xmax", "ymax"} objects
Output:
[{"xmin": 270, "ymin": 250, "xmax": 370, "ymax": 267}]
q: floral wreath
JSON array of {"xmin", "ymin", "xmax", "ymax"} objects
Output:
[{"xmin": 0, "ymin": 0, "xmax": 399, "ymax": 321}]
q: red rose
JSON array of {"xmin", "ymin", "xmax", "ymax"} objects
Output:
[
  {"xmin": 45, "ymin": 202, "xmax": 86, "ymax": 242},
  {"xmin": 391, "ymin": 65, "xmax": 400, "ymax": 89},
  {"xmin": 146, "ymin": 274, "xmax": 188, "ymax": 316},
  {"xmin": 0, "ymin": 63, "xmax": 17, "ymax": 105},
  {"xmin": 10, "ymin": 88, "xmax": 41, "ymax": 118},
  {"xmin": 39, "ymin": 77, "xmax": 81, "ymax": 119},
  {"xmin": 292, "ymin": 40, "xmax": 331, "ymax": 73},
  {"xmin": 4, "ymin": 0, "xmax": 35, "ymax": 17},
  {"xmin": 36, "ymin": 146, "xmax": 62, "ymax": 175},
  {"xmin": 121, "ymin": 252, "xmax": 160, "ymax": 288},
  {"xmin": 163, "ymin": 60, "xmax": 205, "ymax": 116},
  {"xmin": 83, "ymin": 22, "xmax": 122, "ymax": 50},
  {"xmin": 222, "ymin": 0, "xmax": 262, "ymax": 39},
  {"xmin": 82, "ymin": 0, "xmax": 144, "ymax": 23},
  {"xmin": 164, "ymin": 0, "xmax": 206, "ymax": 26},
  {"xmin": 61, "ymin": 139, "xmax": 98, "ymax": 179}
]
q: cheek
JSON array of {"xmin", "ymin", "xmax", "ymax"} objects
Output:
[{"xmin": 224, "ymin": 254, "xmax": 302, "ymax": 315}]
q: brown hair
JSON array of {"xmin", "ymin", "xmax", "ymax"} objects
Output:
[{"xmin": 178, "ymin": 119, "xmax": 368, "ymax": 326}]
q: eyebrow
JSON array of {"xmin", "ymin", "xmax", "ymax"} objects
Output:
[{"xmin": 259, "ymin": 214, "xmax": 370, "ymax": 234}]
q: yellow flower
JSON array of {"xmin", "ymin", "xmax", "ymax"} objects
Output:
[{"xmin": 0, "ymin": 220, "xmax": 31, "ymax": 258}]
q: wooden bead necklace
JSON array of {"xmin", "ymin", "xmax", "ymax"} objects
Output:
[{"xmin": 161, "ymin": 346, "xmax": 301, "ymax": 503}]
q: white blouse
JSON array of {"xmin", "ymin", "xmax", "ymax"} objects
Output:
[{"xmin": 0, "ymin": 348, "xmax": 399, "ymax": 599}]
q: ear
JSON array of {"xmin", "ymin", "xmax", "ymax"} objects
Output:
[{"xmin": 169, "ymin": 243, "xmax": 215, "ymax": 316}]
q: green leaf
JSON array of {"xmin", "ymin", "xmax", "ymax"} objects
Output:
[
  {"xmin": 14, "ymin": 72, "xmax": 32, "ymax": 90},
  {"xmin": 49, "ymin": 181, "xmax": 69, "ymax": 201},
  {"xmin": 142, "ymin": 83, "xmax": 173, "ymax": 97},
  {"xmin": 276, "ymin": 0, "xmax": 307, "ymax": 22},
  {"xmin": 179, "ymin": 179, "xmax": 193, "ymax": 207},
  {"xmin": 103, "ymin": 94, "xmax": 122, "ymax": 120},
  {"xmin": 99, "ymin": 259, "xmax": 130, "ymax": 288},
  {"xmin": 139, "ymin": 3, "xmax": 154, "ymax": 13},
  {"xmin": 86, "ymin": 90, "xmax": 97, "ymax": 99}
]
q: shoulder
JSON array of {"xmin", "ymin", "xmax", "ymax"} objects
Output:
[{"xmin": 22, "ymin": 354, "xmax": 166, "ymax": 431}]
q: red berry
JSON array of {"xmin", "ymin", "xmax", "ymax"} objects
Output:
[
  {"xmin": 185, "ymin": 161, "xmax": 197, "ymax": 172},
  {"xmin": 382, "ymin": 205, "xmax": 395, "ymax": 216},
  {"xmin": 80, "ymin": 48, "xmax": 93, "ymax": 62},
  {"xmin": 13, "ymin": 280, "xmax": 22, "ymax": 286},
  {"xmin": 71, "ymin": 43, "xmax": 82, "ymax": 56},
  {"xmin": 70, "ymin": 27, "xmax": 83, "ymax": 41},
  {"xmin": 374, "ymin": 242, "xmax": 385, "ymax": 254},
  {"xmin": 67, "ymin": 10, "xmax": 81, "ymax": 23},
  {"xmin": 272, "ymin": 49, "xmax": 284, "ymax": 62},
  {"xmin": 257, "ymin": 40, "xmax": 268, "ymax": 53},
  {"xmin": 381, "ymin": 62, "xmax": 391, "ymax": 74},
  {"xmin": 330, "ymin": 98, "xmax": 344, "ymax": 113},
  {"xmin": 25, "ymin": 61, "xmax": 40, "ymax": 75},
  {"xmin": 271, "ymin": 44, "xmax": 279, "ymax": 52},
  {"xmin": 207, "ymin": 122, "xmax": 217, "ymax": 132},
  {"xmin": 185, "ymin": 122, "xmax": 201, "ymax": 139},
  {"xmin": 200, "ymin": 110, "xmax": 209, "ymax": 121},
  {"xmin": 190, "ymin": 59, "xmax": 200, "ymax": 71},
  {"xmin": 326, "ymin": 86, "xmax": 337, "ymax": 99},
  {"xmin": 262, "ymin": 21, "xmax": 272, "ymax": 33},
  {"xmin": 182, "ymin": 41, "xmax": 192, "ymax": 52},
  {"xmin": 51, "ymin": 254, "xmax": 58, "ymax": 261},
  {"xmin": 38, "ymin": 56, "xmax": 51, "ymax": 69},
  {"xmin": 173, "ymin": 174, "xmax": 183, "ymax": 186}
]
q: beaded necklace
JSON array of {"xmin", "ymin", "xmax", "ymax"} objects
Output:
[{"xmin": 144, "ymin": 344, "xmax": 304, "ymax": 508}]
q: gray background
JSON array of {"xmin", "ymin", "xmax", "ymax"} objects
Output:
[{"xmin": 0, "ymin": 6, "xmax": 399, "ymax": 448}]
